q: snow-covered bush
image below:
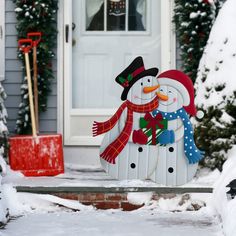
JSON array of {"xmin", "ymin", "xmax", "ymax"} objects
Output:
[
  {"xmin": 0, "ymin": 152, "xmax": 8, "ymax": 227},
  {"xmin": 173, "ymin": 0, "xmax": 224, "ymax": 83},
  {"xmin": 213, "ymin": 146, "xmax": 236, "ymax": 236},
  {"xmin": 0, "ymin": 83, "xmax": 8, "ymax": 160},
  {"xmin": 194, "ymin": 0, "xmax": 236, "ymax": 170}
]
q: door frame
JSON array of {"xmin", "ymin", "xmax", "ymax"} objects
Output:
[
  {"xmin": 57, "ymin": 0, "xmax": 176, "ymax": 146},
  {"xmin": 0, "ymin": 0, "xmax": 5, "ymax": 81}
]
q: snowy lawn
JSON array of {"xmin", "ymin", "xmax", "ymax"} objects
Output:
[{"xmin": 1, "ymin": 208, "xmax": 223, "ymax": 236}]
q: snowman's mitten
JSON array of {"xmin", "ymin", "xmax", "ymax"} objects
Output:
[
  {"xmin": 169, "ymin": 130, "xmax": 175, "ymax": 144},
  {"xmin": 132, "ymin": 129, "xmax": 148, "ymax": 145},
  {"xmin": 158, "ymin": 130, "xmax": 175, "ymax": 145}
]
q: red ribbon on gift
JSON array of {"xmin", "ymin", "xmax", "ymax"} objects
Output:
[{"xmin": 144, "ymin": 113, "xmax": 164, "ymax": 145}]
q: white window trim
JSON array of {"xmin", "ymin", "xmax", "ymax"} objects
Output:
[
  {"xmin": 0, "ymin": 0, "xmax": 5, "ymax": 81},
  {"xmin": 57, "ymin": 0, "xmax": 176, "ymax": 144},
  {"xmin": 161, "ymin": 0, "xmax": 176, "ymax": 70}
]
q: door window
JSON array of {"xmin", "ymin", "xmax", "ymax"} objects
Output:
[{"xmin": 86, "ymin": 0, "xmax": 147, "ymax": 31}]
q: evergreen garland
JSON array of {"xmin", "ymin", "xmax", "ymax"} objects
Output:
[
  {"xmin": 13, "ymin": 0, "xmax": 58, "ymax": 134},
  {"xmin": 173, "ymin": 0, "xmax": 223, "ymax": 83}
]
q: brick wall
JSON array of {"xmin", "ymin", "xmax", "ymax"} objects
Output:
[{"xmin": 54, "ymin": 192, "xmax": 177, "ymax": 211}]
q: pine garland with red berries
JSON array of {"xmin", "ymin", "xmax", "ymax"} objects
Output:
[{"xmin": 13, "ymin": 0, "xmax": 57, "ymax": 134}]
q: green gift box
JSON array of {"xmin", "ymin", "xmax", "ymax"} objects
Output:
[{"xmin": 139, "ymin": 115, "xmax": 168, "ymax": 145}]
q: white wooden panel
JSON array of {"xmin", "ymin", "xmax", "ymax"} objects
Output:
[
  {"xmin": 166, "ymin": 85, "xmax": 178, "ymax": 186},
  {"xmin": 150, "ymin": 85, "xmax": 198, "ymax": 186}
]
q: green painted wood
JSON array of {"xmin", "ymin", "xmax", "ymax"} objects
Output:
[{"xmin": 16, "ymin": 186, "xmax": 213, "ymax": 194}]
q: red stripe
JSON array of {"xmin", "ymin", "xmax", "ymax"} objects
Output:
[
  {"xmin": 94, "ymin": 97, "xmax": 159, "ymax": 164},
  {"xmin": 132, "ymin": 66, "xmax": 145, "ymax": 78}
]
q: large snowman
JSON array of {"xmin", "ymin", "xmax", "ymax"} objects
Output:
[
  {"xmin": 93, "ymin": 57, "xmax": 168, "ymax": 180},
  {"xmin": 150, "ymin": 70, "xmax": 204, "ymax": 186}
]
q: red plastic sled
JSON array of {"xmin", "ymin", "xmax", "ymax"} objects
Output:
[{"xmin": 9, "ymin": 134, "xmax": 64, "ymax": 177}]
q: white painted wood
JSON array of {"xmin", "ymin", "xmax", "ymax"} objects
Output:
[
  {"xmin": 0, "ymin": 0, "xmax": 5, "ymax": 81},
  {"xmin": 63, "ymin": 0, "xmax": 73, "ymax": 145},
  {"xmin": 63, "ymin": 0, "xmax": 176, "ymax": 146},
  {"xmin": 57, "ymin": 0, "xmax": 64, "ymax": 134},
  {"xmin": 161, "ymin": 0, "xmax": 174, "ymax": 71},
  {"xmin": 149, "ymin": 85, "xmax": 198, "ymax": 186},
  {"xmin": 100, "ymin": 76, "xmax": 159, "ymax": 180}
]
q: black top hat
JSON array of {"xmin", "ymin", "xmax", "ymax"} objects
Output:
[{"xmin": 115, "ymin": 56, "xmax": 159, "ymax": 100}]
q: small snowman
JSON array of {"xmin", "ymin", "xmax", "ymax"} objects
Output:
[
  {"xmin": 93, "ymin": 57, "xmax": 168, "ymax": 180},
  {"xmin": 150, "ymin": 70, "xmax": 204, "ymax": 186}
]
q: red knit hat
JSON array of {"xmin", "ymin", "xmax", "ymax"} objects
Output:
[{"xmin": 157, "ymin": 70, "xmax": 197, "ymax": 116}]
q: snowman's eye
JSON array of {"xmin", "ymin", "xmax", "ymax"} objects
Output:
[
  {"xmin": 160, "ymin": 88, "xmax": 163, "ymax": 92},
  {"xmin": 168, "ymin": 90, "xmax": 172, "ymax": 93},
  {"xmin": 141, "ymin": 82, "xmax": 143, "ymax": 86},
  {"xmin": 148, "ymin": 79, "xmax": 150, "ymax": 82}
]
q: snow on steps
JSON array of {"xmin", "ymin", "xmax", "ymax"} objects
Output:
[{"xmin": 3, "ymin": 165, "xmax": 216, "ymax": 211}]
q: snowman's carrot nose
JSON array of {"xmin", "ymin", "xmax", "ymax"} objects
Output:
[
  {"xmin": 156, "ymin": 92, "xmax": 168, "ymax": 101},
  {"xmin": 143, "ymin": 84, "xmax": 160, "ymax": 94}
]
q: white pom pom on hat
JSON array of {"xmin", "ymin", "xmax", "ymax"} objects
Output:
[
  {"xmin": 157, "ymin": 70, "xmax": 197, "ymax": 116},
  {"xmin": 196, "ymin": 110, "xmax": 204, "ymax": 119}
]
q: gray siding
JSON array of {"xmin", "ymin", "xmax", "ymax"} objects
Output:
[{"xmin": 4, "ymin": 0, "xmax": 57, "ymax": 134}]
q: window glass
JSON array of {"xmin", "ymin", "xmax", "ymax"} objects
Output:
[
  {"xmin": 86, "ymin": 0, "xmax": 104, "ymax": 31},
  {"xmin": 86, "ymin": 0, "xmax": 146, "ymax": 32},
  {"xmin": 107, "ymin": 0, "xmax": 126, "ymax": 31},
  {"xmin": 128, "ymin": 0, "xmax": 146, "ymax": 31}
]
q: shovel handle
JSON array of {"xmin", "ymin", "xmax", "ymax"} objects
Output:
[
  {"xmin": 27, "ymin": 32, "xmax": 42, "ymax": 47},
  {"xmin": 18, "ymin": 39, "xmax": 33, "ymax": 54}
]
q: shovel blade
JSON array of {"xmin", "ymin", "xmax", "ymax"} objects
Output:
[{"xmin": 9, "ymin": 134, "xmax": 64, "ymax": 177}]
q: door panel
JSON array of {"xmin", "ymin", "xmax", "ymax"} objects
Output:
[{"xmin": 64, "ymin": 0, "xmax": 173, "ymax": 145}]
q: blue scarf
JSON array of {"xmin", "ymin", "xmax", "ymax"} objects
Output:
[{"xmin": 152, "ymin": 108, "xmax": 204, "ymax": 164}]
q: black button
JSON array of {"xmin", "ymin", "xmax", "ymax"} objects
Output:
[
  {"xmin": 138, "ymin": 147, "xmax": 143, "ymax": 152},
  {"xmin": 168, "ymin": 167, "xmax": 174, "ymax": 173},
  {"xmin": 169, "ymin": 147, "xmax": 174, "ymax": 152},
  {"xmin": 130, "ymin": 163, "xmax": 136, "ymax": 169}
]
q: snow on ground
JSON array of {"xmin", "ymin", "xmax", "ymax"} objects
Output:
[
  {"xmin": 0, "ymin": 180, "xmax": 223, "ymax": 236},
  {"xmin": 213, "ymin": 145, "xmax": 236, "ymax": 236},
  {"xmin": 2, "ymin": 163, "xmax": 219, "ymax": 189},
  {"xmin": 1, "ymin": 207, "xmax": 223, "ymax": 236}
]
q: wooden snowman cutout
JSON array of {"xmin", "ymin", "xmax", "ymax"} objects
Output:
[
  {"xmin": 93, "ymin": 57, "xmax": 168, "ymax": 180},
  {"xmin": 150, "ymin": 70, "xmax": 204, "ymax": 186}
]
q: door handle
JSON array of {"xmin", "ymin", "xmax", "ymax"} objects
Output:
[
  {"xmin": 65, "ymin": 24, "xmax": 69, "ymax": 43},
  {"xmin": 72, "ymin": 23, "xmax": 76, "ymax": 31}
]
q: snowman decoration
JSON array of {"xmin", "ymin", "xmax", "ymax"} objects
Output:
[
  {"xmin": 151, "ymin": 70, "xmax": 204, "ymax": 186},
  {"xmin": 93, "ymin": 57, "xmax": 168, "ymax": 180}
]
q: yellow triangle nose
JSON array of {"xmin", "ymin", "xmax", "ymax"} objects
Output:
[{"xmin": 143, "ymin": 84, "xmax": 160, "ymax": 94}]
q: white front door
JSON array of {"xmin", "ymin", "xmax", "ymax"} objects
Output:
[{"xmin": 63, "ymin": 0, "xmax": 175, "ymax": 146}]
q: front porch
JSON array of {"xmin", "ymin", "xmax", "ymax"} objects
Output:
[{"xmin": 3, "ymin": 165, "xmax": 215, "ymax": 210}]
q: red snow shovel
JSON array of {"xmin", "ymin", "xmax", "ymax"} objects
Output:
[{"xmin": 9, "ymin": 39, "xmax": 64, "ymax": 177}]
